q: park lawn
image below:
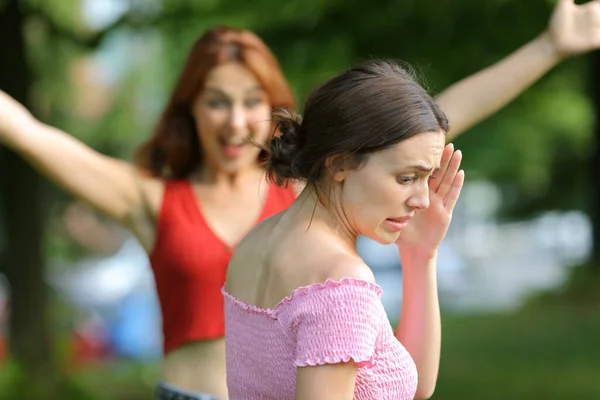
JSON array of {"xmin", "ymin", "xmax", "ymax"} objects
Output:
[{"xmin": 434, "ymin": 305, "xmax": 600, "ymax": 399}]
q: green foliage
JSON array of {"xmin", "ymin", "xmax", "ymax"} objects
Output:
[{"xmin": 9, "ymin": 0, "xmax": 592, "ymax": 259}]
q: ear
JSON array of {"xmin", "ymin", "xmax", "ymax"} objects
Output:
[{"xmin": 325, "ymin": 154, "xmax": 348, "ymax": 183}]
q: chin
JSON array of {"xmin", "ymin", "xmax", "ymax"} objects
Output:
[
  {"xmin": 366, "ymin": 231, "xmax": 400, "ymax": 246},
  {"xmin": 219, "ymin": 158, "xmax": 252, "ymax": 173}
]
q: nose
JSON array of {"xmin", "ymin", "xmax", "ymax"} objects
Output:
[
  {"xmin": 406, "ymin": 181, "xmax": 430, "ymax": 211},
  {"xmin": 229, "ymin": 105, "xmax": 248, "ymax": 132}
]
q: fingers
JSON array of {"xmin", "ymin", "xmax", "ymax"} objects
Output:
[
  {"xmin": 429, "ymin": 143, "xmax": 454, "ymax": 193},
  {"xmin": 443, "ymin": 170, "xmax": 465, "ymax": 211},
  {"xmin": 434, "ymin": 149, "xmax": 462, "ymax": 199},
  {"xmin": 589, "ymin": 1, "xmax": 600, "ymax": 23},
  {"xmin": 555, "ymin": 0, "xmax": 574, "ymax": 11}
]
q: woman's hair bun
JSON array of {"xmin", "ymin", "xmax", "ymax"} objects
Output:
[{"xmin": 265, "ymin": 108, "xmax": 304, "ymax": 185}]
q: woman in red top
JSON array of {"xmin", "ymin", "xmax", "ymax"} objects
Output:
[
  {"xmin": 0, "ymin": 27, "xmax": 296, "ymax": 400},
  {"xmin": 0, "ymin": 2, "xmax": 599, "ymax": 398}
]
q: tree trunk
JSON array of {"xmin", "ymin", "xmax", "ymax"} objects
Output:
[
  {"xmin": 592, "ymin": 51, "xmax": 600, "ymax": 270},
  {"xmin": 0, "ymin": 0, "xmax": 56, "ymax": 389}
]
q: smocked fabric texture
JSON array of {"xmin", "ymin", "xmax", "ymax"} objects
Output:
[{"xmin": 223, "ymin": 277, "xmax": 418, "ymax": 399}]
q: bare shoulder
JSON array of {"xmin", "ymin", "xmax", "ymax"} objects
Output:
[
  {"xmin": 226, "ymin": 212, "xmax": 284, "ymax": 276},
  {"xmin": 265, "ymin": 223, "xmax": 377, "ymax": 288},
  {"xmin": 279, "ymin": 233, "xmax": 376, "ymax": 288},
  {"xmin": 292, "ymin": 180, "xmax": 306, "ymax": 197},
  {"xmin": 322, "ymin": 252, "xmax": 376, "ymax": 285}
]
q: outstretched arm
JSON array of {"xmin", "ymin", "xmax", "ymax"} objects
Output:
[
  {"xmin": 437, "ymin": 0, "xmax": 600, "ymax": 139},
  {"xmin": 0, "ymin": 90, "xmax": 150, "ymax": 228}
]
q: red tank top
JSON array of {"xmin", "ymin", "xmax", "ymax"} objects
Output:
[{"xmin": 150, "ymin": 180, "xmax": 296, "ymax": 354}]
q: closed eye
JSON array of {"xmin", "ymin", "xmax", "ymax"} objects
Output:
[{"xmin": 397, "ymin": 176, "xmax": 418, "ymax": 185}]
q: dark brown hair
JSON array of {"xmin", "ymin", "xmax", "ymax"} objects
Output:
[
  {"xmin": 134, "ymin": 26, "xmax": 295, "ymax": 179},
  {"xmin": 265, "ymin": 60, "xmax": 448, "ymax": 198}
]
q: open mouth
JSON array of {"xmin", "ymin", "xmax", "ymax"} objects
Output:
[
  {"xmin": 385, "ymin": 216, "xmax": 412, "ymax": 231},
  {"xmin": 386, "ymin": 216, "xmax": 412, "ymax": 223},
  {"xmin": 219, "ymin": 137, "xmax": 247, "ymax": 158}
]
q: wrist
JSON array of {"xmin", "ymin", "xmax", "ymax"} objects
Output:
[
  {"xmin": 398, "ymin": 245, "xmax": 438, "ymax": 267},
  {"xmin": 536, "ymin": 30, "xmax": 568, "ymax": 64}
]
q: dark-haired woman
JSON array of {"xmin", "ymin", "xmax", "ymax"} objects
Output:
[{"xmin": 223, "ymin": 60, "xmax": 463, "ymax": 400}]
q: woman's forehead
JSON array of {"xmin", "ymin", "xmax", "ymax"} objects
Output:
[
  {"xmin": 373, "ymin": 131, "xmax": 445, "ymax": 168},
  {"xmin": 204, "ymin": 62, "xmax": 264, "ymax": 94}
]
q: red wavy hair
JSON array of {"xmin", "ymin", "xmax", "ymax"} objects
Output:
[{"xmin": 134, "ymin": 26, "xmax": 295, "ymax": 178}]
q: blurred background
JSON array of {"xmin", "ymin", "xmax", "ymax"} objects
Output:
[{"xmin": 0, "ymin": 0, "xmax": 599, "ymax": 399}]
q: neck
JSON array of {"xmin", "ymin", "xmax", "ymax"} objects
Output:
[
  {"xmin": 293, "ymin": 185, "xmax": 358, "ymax": 250},
  {"xmin": 192, "ymin": 163, "xmax": 264, "ymax": 187}
]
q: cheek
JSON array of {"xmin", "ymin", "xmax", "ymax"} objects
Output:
[
  {"xmin": 196, "ymin": 108, "xmax": 228, "ymax": 138},
  {"xmin": 341, "ymin": 174, "xmax": 398, "ymax": 223},
  {"xmin": 248, "ymin": 106, "xmax": 272, "ymax": 139},
  {"xmin": 353, "ymin": 174, "xmax": 399, "ymax": 206}
]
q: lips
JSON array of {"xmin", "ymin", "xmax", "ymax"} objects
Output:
[
  {"xmin": 386, "ymin": 216, "xmax": 412, "ymax": 223},
  {"xmin": 384, "ymin": 215, "xmax": 412, "ymax": 232},
  {"xmin": 219, "ymin": 137, "xmax": 247, "ymax": 158}
]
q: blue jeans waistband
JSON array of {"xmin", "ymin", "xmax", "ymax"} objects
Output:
[{"xmin": 155, "ymin": 382, "xmax": 222, "ymax": 400}]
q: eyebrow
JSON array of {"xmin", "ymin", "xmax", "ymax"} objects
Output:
[
  {"xmin": 404, "ymin": 164, "xmax": 441, "ymax": 173},
  {"xmin": 203, "ymin": 85, "xmax": 263, "ymax": 96}
]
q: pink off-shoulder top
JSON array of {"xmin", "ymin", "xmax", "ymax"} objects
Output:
[{"xmin": 222, "ymin": 277, "xmax": 418, "ymax": 399}]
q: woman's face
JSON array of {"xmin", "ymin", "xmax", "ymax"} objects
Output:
[
  {"xmin": 192, "ymin": 62, "xmax": 272, "ymax": 175},
  {"xmin": 334, "ymin": 131, "xmax": 445, "ymax": 244}
]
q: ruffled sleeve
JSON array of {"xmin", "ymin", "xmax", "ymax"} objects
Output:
[{"xmin": 291, "ymin": 278, "xmax": 384, "ymax": 369}]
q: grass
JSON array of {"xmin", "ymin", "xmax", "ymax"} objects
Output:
[
  {"xmin": 2, "ymin": 268, "xmax": 600, "ymax": 399},
  {"xmin": 432, "ymin": 266, "xmax": 600, "ymax": 399},
  {"xmin": 434, "ymin": 305, "xmax": 600, "ymax": 399}
]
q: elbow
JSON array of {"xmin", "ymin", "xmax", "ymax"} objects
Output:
[
  {"xmin": 413, "ymin": 381, "xmax": 437, "ymax": 399},
  {"xmin": 414, "ymin": 389, "xmax": 435, "ymax": 400},
  {"xmin": 411, "ymin": 358, "xmax": 440, "ymax": 399}
]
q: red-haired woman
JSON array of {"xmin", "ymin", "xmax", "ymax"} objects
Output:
[
  {"xmin": 0, "ymin": 27, "xmax": 296, "ymax": 400},
  {"xmin": 0, "ymin": 2, "xmax": 599, "ymax": 398}
]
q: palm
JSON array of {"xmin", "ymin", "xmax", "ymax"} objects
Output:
[
  {"xmin": 395, "ymin": 145, "xmax": 464, "ymax": 255},
  {"xmin": 549, "ymin": 0, "xmax": 600, "ymax": 57}
]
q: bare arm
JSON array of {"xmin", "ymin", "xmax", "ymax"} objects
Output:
[
  {"xmin": 291, "ymin": 261, "xmax": 380, "ymax": 399},
  {"xmin": 295, "ymin": 363, "xmax": 358, "ymax": 400},
  {"xmin": 395, "ymin": 251, "xmax": 440, "ymax": 400},
  {"xmin": 0, "ymin": 90, "xmax": 149, "ymax": 229},
  {"xmin": 394, "ymin": 145, "xmax": 464, "ymax": 399},
  {"xmin": 437, "ymin": 33, "xmax": 560, "ymax": 140},
  {"xmin": 438, "ymin": 0, "xmax": 600, "ymax": 139}
]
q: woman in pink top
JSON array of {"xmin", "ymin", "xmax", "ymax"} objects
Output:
[{"xmin": 223, "ymin": 59, "xmax": 463, "ymax": 399}]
